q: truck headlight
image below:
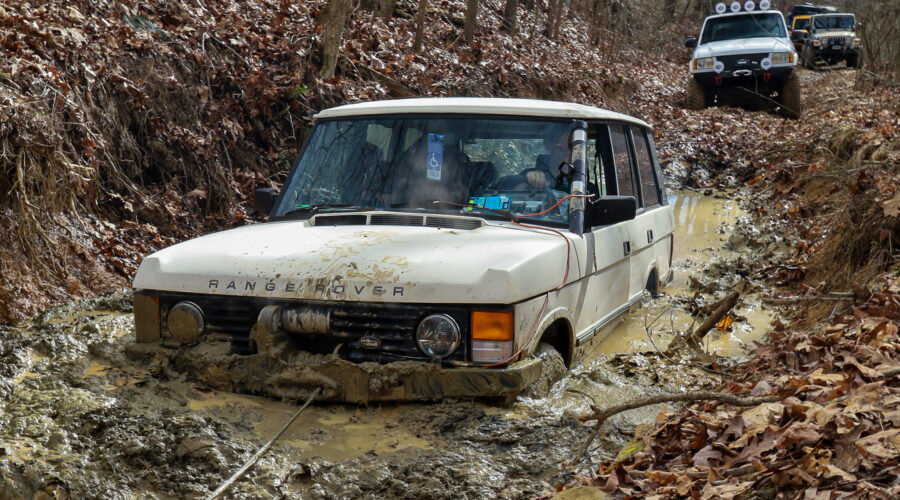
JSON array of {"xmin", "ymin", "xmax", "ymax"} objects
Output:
[
  {"xmin": 693, "ymin": 57, "xmax": 714, "ymax": 70},
  {"xmin": 771, "ymin": 52, "xmax": 793, "ymax": 64},
  {"xmin": 416, "ymin": 314, "xmax": 460, "ymax": 358},
  {"xmin": 167, "ymin": 301, "xmax": 205, "ymax": 344},
  {"xmin": 472, "ymin": 310, "xmax": 514, "ymax": 363}
]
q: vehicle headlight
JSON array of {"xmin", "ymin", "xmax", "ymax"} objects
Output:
[
  {"xmin": 167, "ymin": 301, "xmax": 205, "ymax": 344},
  {"xmin": 771, "ymin": 52, "xmax": 793, "ymax": 64},
  {"xmin": 693, "ymin": 57, "xmax": 714, "ymax": 70},
  {"xmin": 416, "ymin": 314, "xmax": 460, "ymax": 358}
]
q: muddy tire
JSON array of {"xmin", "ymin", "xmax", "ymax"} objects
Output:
[
  {"xmin": 522, "ymin": 343, "xmax": 566, "ymax": 399},
  {"xmin": 685, "ymin": 78, "xmax": 707, "ymax": 110},
  {"xmin": 802, "ymin": 46, "xmax": 816, "ymax": 69},
  {"xmin": 847, "ymin": 51, "xmax": 862, "ymax": 69},
  {"xmin": 779, "ymin": 74, "xmax": 802, "ymax": 119}
]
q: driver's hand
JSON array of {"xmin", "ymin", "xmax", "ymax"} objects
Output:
[{"xmin": 526, "ymin": 170, "xmax": 551, "ymax": 189}]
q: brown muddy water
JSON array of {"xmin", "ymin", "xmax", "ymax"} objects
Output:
[{"xmin": 0, "ymin": 191, "xmax": 778, "ymax": 499}]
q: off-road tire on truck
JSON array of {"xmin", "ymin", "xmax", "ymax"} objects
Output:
[
  {"xmin": 522, "ymin": 343, "xmax": 566, "ymax": 399},
  {"xmin": 846, "ymin": 51, "xmax": 862, "ymax": 69},
  {"xmin": 685, "ymin": 78, "xmax": 707, "ymax": 110},
  {"xmin": 779, "ymin": 73, "xmax": 802, "ymax": 119},
  {"xmin": 803, "ymin": 45, "xmax": 816, "ymax": 69}
]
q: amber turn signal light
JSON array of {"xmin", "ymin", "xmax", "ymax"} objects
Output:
[{"xmin": 472, "ymin": 311, "xmax": 514, "ymax": 341}]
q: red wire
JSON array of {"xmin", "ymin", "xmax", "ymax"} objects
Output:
[{"xmin": 476, "ymin": 193, "xmax": 594, "ymax": 368}]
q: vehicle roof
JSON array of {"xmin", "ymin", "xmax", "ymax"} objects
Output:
[
  {"xmin": 704, "ymin": 9, "xmax": 785, "ymax": 22},
  {"xmin": 314, "ymin": 97, "xmax": 652, "ymax": 129},
  {"xmin": 810, "ymin": 12, "xmax": 854, "ymax": 17}
]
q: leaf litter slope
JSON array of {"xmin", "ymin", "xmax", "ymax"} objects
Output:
[{"xmin": 562, "ymin": 66, "xmax": 900, "ymax": 498}]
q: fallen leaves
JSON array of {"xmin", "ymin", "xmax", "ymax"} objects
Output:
[{"xmin": 575, "ymin": 276, "xmax": 900, "ymax": 498}]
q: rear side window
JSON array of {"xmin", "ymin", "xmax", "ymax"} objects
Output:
[
  {"xmin": 632, "ymin": 126, "xmax": 659, "ymax": 207},
  {"xmin": 609, "ymin": 125, "xmax": 634, "ymax": 197}
]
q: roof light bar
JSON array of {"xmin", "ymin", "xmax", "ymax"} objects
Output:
[{"xmin": 714, "ymin": 0, "xmax": 772, "ymax": 13}]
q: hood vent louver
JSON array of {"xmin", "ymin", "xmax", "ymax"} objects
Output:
[{"xmin": 311, "ymin": 213, "xmax": 483, "ymax": 230}]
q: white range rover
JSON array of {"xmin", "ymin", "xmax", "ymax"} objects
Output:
[
  {"xmin": 132, "ymin": 98, "xmax": 675, "ymax": 403},
  {"xmin": 685, "ymin": 1, "xmax": 801, "ymax": 118}
]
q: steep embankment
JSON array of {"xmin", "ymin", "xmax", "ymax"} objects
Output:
[{"xmin": 0, "ymin": 0, "xmax": 680, "ymax": 322}]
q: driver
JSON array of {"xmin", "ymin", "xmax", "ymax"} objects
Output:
[{"xmin": 501, "ymin": 129, "xmax": 571, "ymax": 191}]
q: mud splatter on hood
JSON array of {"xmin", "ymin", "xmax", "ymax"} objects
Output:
[{"xmin": 134, "ymin": 219, "xmax": 580, "ymax": 303}]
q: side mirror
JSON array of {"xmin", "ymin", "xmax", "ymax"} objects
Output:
[
  {"xmin": 586, "ymin": 196, "xmax": 637, "ymax": 228},
  {"xmin": 791, "ymin": 30, "xmax": 805, "ymax": 41},
  {"xmin": 254, "ymin": 187, "xmax": 278, "ymax": 215},
  {"xmin": 684, "ymin": 37, "xmax": 698, "ymax": 49}
]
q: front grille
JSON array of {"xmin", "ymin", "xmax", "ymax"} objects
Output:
[
  {"xmin": 717, "ymin": 53, "xmax": 768, "ymax": 72},
  {"xmin": 154, "ymin": 292, "xmax": 471, "ymax": 362}
]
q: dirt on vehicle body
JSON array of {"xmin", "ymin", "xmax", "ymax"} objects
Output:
[{"xmin": 131, "ymin": 98, "xmax": 676, "ymax": 404}]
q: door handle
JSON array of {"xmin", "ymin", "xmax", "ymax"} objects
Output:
[
  {"xmin": 647, "ymin": 229, "xmax": 654, "ymax": 243},
  {"xmin": 623, "ymin": 241, "xmax": 631, "ymax": 256}
]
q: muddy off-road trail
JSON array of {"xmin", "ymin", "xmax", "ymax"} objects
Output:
[{"xmin": 0, "ymin": 63, "xmax": 863, "ymax": 499}]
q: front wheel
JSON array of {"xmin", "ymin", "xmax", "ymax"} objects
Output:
[
  {"xmin": 685, "ymin": 78, "xmax": 707, "ymax": 110},
  {"xmin": 802, "ymin": 46, "xmax": 816, "ymax": 69},
  {"xmin": 522, "ymin": 343, "xmax": 566, "ymax": 399},
  {"xmin": 779, "ymin": 74, "xmax": 802, "ymax": 119}
]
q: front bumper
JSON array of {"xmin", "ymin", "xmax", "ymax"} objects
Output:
[
  {"xmin": 693, "ymin": 66, "xmax": 793, "ymax": 87},
  {"xmin": 133, "ymin": 291, "xmax": 542, "ymax": 403}
]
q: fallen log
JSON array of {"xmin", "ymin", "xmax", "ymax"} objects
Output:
[
  {"xmin": 689, "ymin": 291, "xmax": 740, "ymax": 344},
  {"xmin": 571, "ymin": 390, "xmax": 776, "ymax": 465}
]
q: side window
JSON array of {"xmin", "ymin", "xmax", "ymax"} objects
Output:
[
  {"xmin": 586, "ymin": 135, "xmax": 607, "ymax": 196},
  {"xmin": 609, "ymin": 124, "xmax": 634, "ymax": 197},
  {"xmin": 632, "ymin": 126, "xmax": 659, "ymax": 207}
]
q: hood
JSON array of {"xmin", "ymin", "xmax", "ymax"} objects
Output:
[
  {"xmin": 694, "ymin": 37, "xmax": 794, "ymax": 58},
  {"xmin": 133, "ymin": 219, "xmax": 575, "ymax": 304}
]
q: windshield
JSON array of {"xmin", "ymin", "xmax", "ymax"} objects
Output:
[
  {"xmin": 700, "ymin": 13, "xmax": 787, "ymax": 44},
  {"xmin": 274, "ymin": 116, "xmax": 575, "ymax": 224},
  {"xmin": 794, "ymin": 18, "xmax": 809, "ymax": 30},
  {"xmin": 813, "ymin": 15, "xmax": 854, "ymax": 30}
]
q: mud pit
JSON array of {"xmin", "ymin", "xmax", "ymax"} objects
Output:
[{"xmin": 0, "ymin": 192, "xmax": 780, "ymax": 499}]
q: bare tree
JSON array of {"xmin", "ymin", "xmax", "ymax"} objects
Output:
[
  {"xmin": 413, "ymin": 0, "xmax": 428, "ymax": 53},
  {"xmin": 502, "ymin": 0, "xmax": 518, "ymax": 33},
  {"xmin": 320, "ymin": 0, "xmax": 352, "ymax": 78},
  {"xmin": 464, "ymin": 0, "xmax": 478, "ymax": 45},
  {"xmin": 547, "ymin": 0, "xmax": 566, "ymax": 39}
]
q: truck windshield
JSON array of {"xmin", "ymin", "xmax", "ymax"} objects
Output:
[
  {"xmin": 273, "ymin": 116, "xmax": 574, "ymax": 224},
  {"xmin": 701, "ymin": 13, "xmax": 787, "ymax": 43},
  {"xmin": 813, "ymin": 15, "xmax": 854, "ymax": 30}
]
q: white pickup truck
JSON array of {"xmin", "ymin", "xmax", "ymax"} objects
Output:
[
  {"xmin": 685, "ymin": 1, "xmax": 801, "ymax": 118},
  {"xmin": 132, "ymin": 98, "xmax": 675, "ymax": 403}
]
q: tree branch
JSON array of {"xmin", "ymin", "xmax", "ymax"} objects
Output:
[{"xmin": 571, "ymin": 391, "xmax": 777, "ymax": 465}]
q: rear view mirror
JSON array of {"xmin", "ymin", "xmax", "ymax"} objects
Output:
[
  {"xmin": 684, "ymin": 37, "xmax": 698, "ymax": 48},
  {"xmin": 254, "ymin": 187, "xmax": 278, "ymax": 215},
  {"xmin": 586, "ymin": 196, "xmax": 637, "ymax": 227}
]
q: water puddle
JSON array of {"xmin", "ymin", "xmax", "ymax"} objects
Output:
[
  {"xmin": 186, "ymin": 390, "xmax": 432, "ymax": 462},
  {"xmin": 595, "ymin": 190, "xmax": 774, "ymax": 357}
]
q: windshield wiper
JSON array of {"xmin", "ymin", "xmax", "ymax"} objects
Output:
[{"xmin": 278, "ymin": 204, "xmax": 371, "ymax": 218}]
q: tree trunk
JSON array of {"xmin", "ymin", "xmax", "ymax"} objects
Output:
[
  {"xmin": 501, "ymin": 0, "xmax": 517, "ymax": 34},
  {"xmin": 464, "ymin": 0, "xmax": 478, "ymax": 45},
  {"xmin": 319, "ymin": 0, "xmax": 352, "ymax": 78},
  {"xmin": 378, "ymin": 0, "xmax": 394, "ymax": 18},
  {"xmin": 413, "ymin": 0, "xmax": 428, "ymax": 53},
  {"xmin": 522, "ymin": 0, "xmax": 534, "ymax": 9}
]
